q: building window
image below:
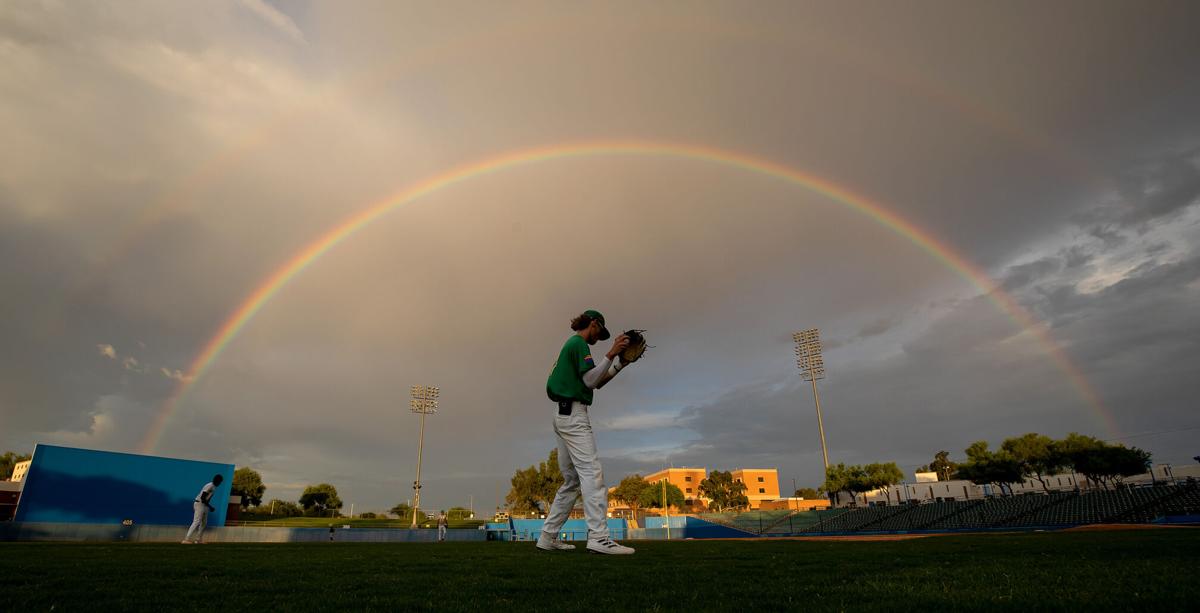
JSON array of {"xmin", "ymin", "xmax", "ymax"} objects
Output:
[
  {"xmin": 686, "ymin": 488, "xmax": 693, "ymax": 493},
  {"xmin": 757, "ymin": 476, "xmax": 764, "ymax": 482},
  {"xmin": 685, "ymin": 476, "xmax": 692, "ymax": 482},
  {"xmin": 758, "ymin": 488, "xmax": 765, "ymax": 493}
]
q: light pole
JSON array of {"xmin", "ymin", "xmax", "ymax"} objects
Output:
[
  {"xmin": 410, "ymin": 384, "xmax": 439, "ymax": 529},
  {"xmin": 661, "ymin": 477, "xmax": 670, "ymax": 540},
  {"xmin": 794, "ymin": 329, "xmax": 829, "ymax": 471}
]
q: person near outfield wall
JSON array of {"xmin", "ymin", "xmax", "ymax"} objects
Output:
[
  {"xmin": 438, "ymin": 510, "xmax": 448, "ymax": 541},
  {"xmin": 182, "ymin": 473, "xmax": 223, "ymax": 544}
]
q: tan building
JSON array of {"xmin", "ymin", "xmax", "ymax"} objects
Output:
[
  {"xmin": 645, "ymin": 467, "xmax": 709, "ymax": 512},
  {"xmin": 608, "ymin": 467, "xmax": 710, "ymax": 516},
  {"xmin": 10, "ymin": 460, "xmax": 30, "ymax": 482},
  {"xmin": 732, "ymin": 468, "xmax": 780, "ymax": 510},
  {"xmin": 608, "ymin": 466, "xmax": 806, "ymax": 514}
]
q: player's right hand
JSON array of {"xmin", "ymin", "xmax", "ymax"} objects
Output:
[{"xmin": 606, "ymin": 334, "xmax": 630, "ymax": 359}]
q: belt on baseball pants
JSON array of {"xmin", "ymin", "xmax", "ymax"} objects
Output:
[{"xmin": 556, "ymin": 399, "xmax": 590, "ymax": 416}]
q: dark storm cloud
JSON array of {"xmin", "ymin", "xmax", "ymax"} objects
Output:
[
  {"xmin": 1115, "ymin": 148, "xmax": 1200, "ymax": 225},
  {"xmin": 821, "ymin": 317, "xmax": 904, "ymax": 351},
  {"xmin": 1001, "ymin": 258, "xmax": 1063, "ymax": 292}
]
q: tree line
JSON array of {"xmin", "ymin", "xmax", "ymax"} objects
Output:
[
  {"xmin": 230, "ymin": 468, "xmax": 352, "ymax": 517},
  {"xmin": 238, "ymin": 469, "xmax": 464, "ymax": 521},
  {"xmin": 234, "ymin": 468, "xmax": 442, "ymax": 521},
  {"xmin": 821, "ymin": 462, "xmax": 905, "ymax": 506},
  {"xmin": 825, "ymin": 432, "xmax": 1153, "ymax": 504},
  {"xmin": 955, "ymin": 432, "xmax": 1151, "ymax": 493},
  {"xmin": 504, "ymin": 449, "xmax": 758, "ymax": 514}
]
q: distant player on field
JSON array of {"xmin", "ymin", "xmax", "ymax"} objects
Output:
[
  {"xmin": 438, "ymin": 510, "xmax": 448, "ymax": 541},
  {"xmin": 182, "ymin": 473, "xmax": 223, "ymax": 544},
  {"xmin": 539, "ymin": 309, "xmax": 635, "ymax": 555}
]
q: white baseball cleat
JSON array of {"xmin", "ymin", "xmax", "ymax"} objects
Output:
[
  {"xmin": 586, "ymin": 537, "xmax": 635, "ymax": 555},
  {"xmin": 536, "ymin": 532, "xmax": 576, "ymax": 551},
  {"xmin": 180, "ymin": 540, "xmax": 193, "ymax": 545}
]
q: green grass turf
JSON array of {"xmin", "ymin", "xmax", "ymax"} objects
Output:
[{"xmin": 2, "ymin": 530, "xmax": 1196, "ymax": 611}]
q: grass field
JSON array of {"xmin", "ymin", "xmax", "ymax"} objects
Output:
[{"xmin": 2, "ymin": 529, "xmax": 1196, "ymax": 611}]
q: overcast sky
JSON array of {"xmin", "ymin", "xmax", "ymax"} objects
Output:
[{"xmin": 2, "ymin": 1, "xmax": 1199, "ymax": 514}]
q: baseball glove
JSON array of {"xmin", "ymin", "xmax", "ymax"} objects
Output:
[{"xmin": 620, "ymin": 329, "xmax": 649, "ymax": 365}]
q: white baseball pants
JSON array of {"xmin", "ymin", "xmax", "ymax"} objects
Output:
[
  {"xmin": 542, "ymin": 403, "xmax": 609, "ymax": 540},
  {"xmin": 185, "ymin": 502, "xmax": 208, "ymax": 542}
]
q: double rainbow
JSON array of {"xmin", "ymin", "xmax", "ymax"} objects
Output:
[{"xmin": 139, "ymin": 140, "xmax": 1118, "ymax": 453}]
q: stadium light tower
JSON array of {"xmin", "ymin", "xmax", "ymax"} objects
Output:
[
  {"xmin": 793, "ymin": 329, "xmax": 829, "ymax": 471},
  {"xmin": 409, "ymin": 384, "xmax": 439, "ymax": 529}
]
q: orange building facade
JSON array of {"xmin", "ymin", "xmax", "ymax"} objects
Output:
[
  {"xmin": 607, "ymin": 467, "xmax": 801, "ymax": 515},
  {"xmin": 731, "ymin": 469, "xmax": 781, "ymax": 510},
  {"xmin": 644, "ymin": 467, "xmax": 710, "ymax": 512},
  {"xmin": 607, "ymin": 467, "xmax": 710, "ymax": 516}
]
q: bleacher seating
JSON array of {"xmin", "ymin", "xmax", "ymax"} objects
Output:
[
  {"xmin": 1012, "ymin": 486, "xmax": 1195, "ymax": 526},
  {"xmin": 763, "ymin": 509, "xmax": 849, "ymax": 535},
  {"xmin": 871, "ymin": 500, "xmax": 980, "ymax": 532},
  {"xmin": 1100, "ymin": 487, "xmax": 1175, "ymax": 523},
  {"xmin": 926, "ymin": 493, "xmax": 1062, "ymax": 530},
  {"xmin": 739, "ymin": 484, "xmax": 1200, "ymax": 536},
  {"xmin": 696, "ymin": 510, "xmax": 795, "ymax": 534},
  {"xmin": 800, "ymin": 504, "xmax": 913, "ymax": 534},
  {"xmin": 1006, "ymin": 493, "xmax": 1101, "ymax": 526},
  {"xmin": 1156, "ymin": 485, "xmax": 1200, "ymax": 517}
]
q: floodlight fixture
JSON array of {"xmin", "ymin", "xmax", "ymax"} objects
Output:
[{"xmin": 410, "ymin": 385, "xmax": 439, "ymax": 414}]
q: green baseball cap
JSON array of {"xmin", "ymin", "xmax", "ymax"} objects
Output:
[{"xmin": 584, "ymin": 309, "xmax": 611, "ymax": 341}]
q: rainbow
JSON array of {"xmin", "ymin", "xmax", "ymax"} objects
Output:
[{"xmin": 139, "ymin": 140, "xmax": 1120, "ymax": 452}]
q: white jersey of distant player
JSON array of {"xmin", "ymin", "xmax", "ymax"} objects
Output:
[{"xmin": 196, "ymin": 482, "xmax": 215, "ymax": 503}]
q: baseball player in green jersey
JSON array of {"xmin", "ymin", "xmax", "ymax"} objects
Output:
[{"xmin": 539, "ymin": 309, "xmax": 636, "ymax": 555}]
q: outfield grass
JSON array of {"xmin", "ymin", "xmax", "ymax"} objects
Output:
[{"xmin": 2, "ymin": 530, "xmax": 1196, "ymax": 611}]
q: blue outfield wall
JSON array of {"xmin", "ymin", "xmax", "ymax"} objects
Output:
[
  {"xmin": 505, "ymin": 518, "xmax": 628, "ymax": 541},
  {"xmin": 14, "ymin": 444, "xmax": 234, "ymax": 527},
  {"xmin": 490, "ymin": 516, "xmax": 752, "ymax": 540},
  {"xmin": 642, "ymin": 515, "xmax": 757, "ymax": 538}
]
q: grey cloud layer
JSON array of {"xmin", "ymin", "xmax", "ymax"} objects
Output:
[{"xmin": 2, "ymin": 1, "xmax": 1199, "ymax": 511}]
